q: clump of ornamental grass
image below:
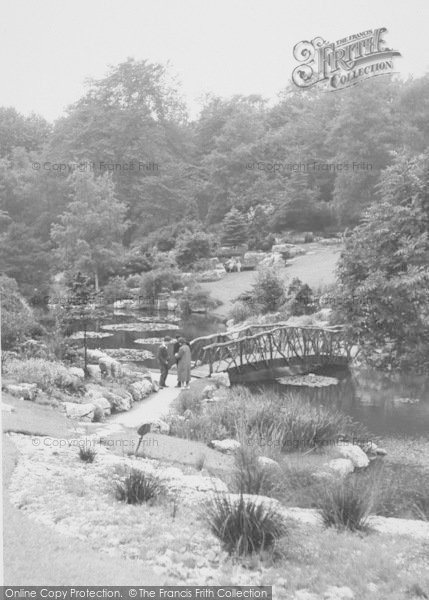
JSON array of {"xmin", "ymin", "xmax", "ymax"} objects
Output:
[
  {"xmin": 115, "ymin": 468, "xmax": 163, "ymax": 505},
  {"xmin": 204, "ymin": 493, "xmax": 287, "ymax": 556},
  {"xmin": 78, "ymin": 445, "xmax": 97, "ymax": 463}
]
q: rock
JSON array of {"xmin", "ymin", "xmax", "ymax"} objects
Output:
[
  {"xmin": 86, "ymin": 365, "xmax": 101, "ymax": 380},
  {"xmin": 68, "ymin": 367, "xmax": 85, "ymax": 379},
  {"xmin": 99, "ymin": 357, "xmax": 123, "ymax": 379},
  {"xmin": 196, "ymin": 269, "xmax": 226, "ymax": 282},
  {"xmin": 172, "ymin": 475, "xmax": 228, "ymax": 493},
  {"xmin": 62, "ymin": 402, "xmax": 95, "ymax": 421},
  {"xmin": 5, "ymin": 383, "xmax": 38, "ymax": 401},
  {"xmin": 103, "ymin": 390, "xmax": 133, "ymax": 412},
  {"xmin": 259, "ymin": 252, "xmax": 284, "ymax": 268},
  {"xmin": 257, "ymin": 456, "xmax": 280, "ymax": 470},
  {"xmin": 393, "ymin": 397, "xmax": 420, "ymax": 404},
  {"xmin": 210, "ymin": 372, "xmax": 230, "ymax": 388},
  {"xmin": 375, "ymin": 447, "xmax": 387, "ymax": 456},
  {"xmin": 149, "ymin": 419, "xmax": 170, "ymax": 435},
  {"xmin": 202, "ymin": 385, "xmax": 216, "ymax": 399},
  {"xmin": 129, "ymin": 380, "xmax": 153, "ymax": 401},
  {"xmin": 90, "ymin": 396, "xmax": 111, "ymax": 417},
  {"xmin": 326, "ymin": 458, "xmax": 355, "ymax": 477},
  {"xmin": 336, "ymin": 443, "xmax": 369, "ymax": 468},
  {"xmin": 324, "ymin": 586, "xmax": 354, "ymax": 600},
  {"xmin": 209, "ymin": 439, "xmax": 240, "ymax": 454}
]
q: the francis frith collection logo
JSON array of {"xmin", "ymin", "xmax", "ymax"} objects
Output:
[{"xmin": 292, "ymin": 28, "xmax": 401, "ymax": 91}]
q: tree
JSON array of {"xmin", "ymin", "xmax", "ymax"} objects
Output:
[
  {"xmin": 51, "ymin": 172, "xmax": 127, "ymax": 290},
  {"xmin": 335, "ymin": 151, "xmax": 429, "ymax": 371},
  {"xmin": 61, "ymin": 272, "xmax": 103, "ymax": 374},
  {"xmin": 175, "ymin": 231, "xmax": 212, "ymax": 268},
  {"xmin": 249, "ymin": 268, "xmax": 286, "ymax": 313},
  {"xmin": 221, "ymin": 208, "xmax": 248, "ymax": 247},
  {"xmin": 0, "ymin": 275, "xmax": 38, "ymax": 353}
]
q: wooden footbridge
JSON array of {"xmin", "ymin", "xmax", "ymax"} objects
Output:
[{"xmin": 190, "ymin": 322, "xmax": 356, "ymax": 381}]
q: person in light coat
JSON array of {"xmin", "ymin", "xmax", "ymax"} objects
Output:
[{"xmin": 175, "ymin": 337, "xmax": 191, "ymax": 389}]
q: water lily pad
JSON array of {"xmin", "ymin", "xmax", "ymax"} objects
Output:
[
  {"xmin": 101, "ymin": 322, "xmax": 179, "ymax": 332},
  {"xmin": 103, "ymin": 348, "xmax": 155, "ymax": 361},
  {"xmin": 134, "ymin": 337, "xmax": 165, "ymax": 345},
  {"xmin": 277, "ymin": 374, "xmax": 339, "ymax": 387},
  {"xmin": 69, "ymin": 331, "xmax": 114, "ymax": 340}
]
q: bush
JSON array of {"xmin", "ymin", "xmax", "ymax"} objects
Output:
[
  {"xmin": 179, "ymin": 286, "xmax": 220, "ymax": 314},
  {"xmin": 169, "ymin": 387, "xmax": 368, "ymax": 452},
  {"xmin": 284, "ymin": 278, "xmax": 316, "ymax": 316},
  {"xmin": 249, "ymin": 268, "xmax": 286, "ymax": 313},
  {"xmin": 204, "ymin": 493, "xmax": 286, "ymax": 556},
  {"xmin": 3, "ymin": 358, "xmax": 83, "ymax": 394},
  {"xmin": 175, "ymin": 231, "xmax": 212, "ymax": 268},
  {"xmin": 0, "ymin": 274, "xmax": 39, "ymax": 350},
  {"xmin": 79, "ymin": 446, "xmax": 97, "ymax": 463},
  {"xmin": 228, "ymin": 301, "xmax": 255, "ymax": 324},
  {"xmin": 317, "ymin": 475, "xmax": 375, "ymax": 531},
  {"xmin": 232, "ymin": 446, "xmax": 276, "ymax": 496},
  {"xmin": 103, "ymin": 276, "xmax": 131, "ymax": 304},
  {"xmin": 138, "ymin": 268, "xmax": 183, "ymax": 303},
  {"xmin": 115, "ymin": 469, "xmax": 163, "ymax": 504}
]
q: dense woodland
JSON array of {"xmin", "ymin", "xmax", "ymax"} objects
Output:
[{"xmin": 1, "ymin": 59, "xmax": 429, "ymax": 370}]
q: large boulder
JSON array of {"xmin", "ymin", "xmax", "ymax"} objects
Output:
[
  {"xmin": 86, "ymin": 364, "xmax": 101, "ymax": 380},
  {"xmin": 129, "ymin": 379, "xmax": 154, "ymax": 402},
  {"xmin": 90, "ymin": 396, "xmax": 111, "ymax": 417},
  {"xmin": 5, "ymin": 383, "xmax": 38, "ymax": 401},
  {"xmin": 259, "ymin": 252, "xmax": 284, "ymax": 268},
  {"xmin": 326, "ymin": 458, "xmax": 355, "ymax": 477},
  {"xmin": 148, "ymin": 418, "xmax": 170, "ymax": 435},
  {"xmin": 62, "ymin": 402, "xmax": 95, "ymax": 421},
  {"xmin": 68, "ymin": 367, "xmax": 85, "ymax": 379},
  {"xmin": 202, "ymin": 385, "xmax": 217, "ymax": 399},
  {"xmin": 257, "ymin": 456, "xmax": 281, "ymax": 470},
  {"xmin": 336, "ymin": 443, "xmax": 369, "ymax": 468},
  {"xmin": 210, "ymin": 372, "xmax": 230, "ymax": 388},
  {"xmin": 99, "ymin": 356, "xmax": 123, "ymax": 379},
  {"xmin": 209, "ymin": 439, "xmax": 241, "ymax": 454},
  {"xmin": 103, "ymin": 389, "xmax": 133, "ymax": 412}
]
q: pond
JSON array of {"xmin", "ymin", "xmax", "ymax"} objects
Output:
[
  {"xmin": 77, "ymin": 309, "xmax": 429, "ymax": 440},
  {"xmin": 253, "ymin": 366, "xmax": 429, "ymax": 440},
  {"xmin": 79, "ymin": 308, "xmax": 224, "ymax": 370}
]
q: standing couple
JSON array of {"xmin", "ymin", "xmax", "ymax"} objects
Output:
[{"xmin": 157, "ymin": 335, "xmax": 191, "ymax": 389}]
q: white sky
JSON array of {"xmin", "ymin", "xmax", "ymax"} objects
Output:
[{"xmin": 0, "ymin": 0, "xmax": 428, "ymax": 122}]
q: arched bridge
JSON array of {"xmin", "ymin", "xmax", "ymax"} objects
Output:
[{"xmin": 190, "ymin": 322, "xmax": 356, "ymax": 381}]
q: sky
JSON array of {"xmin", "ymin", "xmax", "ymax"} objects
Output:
[{"xmin": 0, "ymin": 0, "xmax": 428, "ymax": 123}]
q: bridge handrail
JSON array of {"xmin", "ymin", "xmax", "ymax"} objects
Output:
[
  {"xmin": 201, "ymin": 324, "xmax": 346, "ymax": 351},
  {"xmin": 191, "ymin": 322, "xmax": 345, "ymax": 348}
]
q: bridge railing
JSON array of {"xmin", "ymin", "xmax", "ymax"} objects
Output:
[{"xmin": 191, "ymin": 324, "xmax": 351, "ymax": 375}]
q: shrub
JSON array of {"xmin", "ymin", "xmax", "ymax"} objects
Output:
[
  {"xmin": 103, "ymin": 276, "xmax": 131, "ymax": 304},
  {"xmin": 79, "ymin": 446, "xmax": 97, "ymax": 463},
  {"xmin": 92, "ymin": 406, "xmax": 104, "ymax": 423},
  {"xmin": 317, "ymin": 475, "xmax": 376, "ymax": 531},
  {"xmin": 138, "ymin": 268, "xmax": 183, "ymax": 303},
  {"xmin": 249, "ymin": 268, "xmax": 286, "ymax": 313},
  {"xmin": 232, "ymin": 446, "xmax": 276, "ymax": 496},
  {"xmin": 3, "ymin": 358, "xmax": 83, "ymax": 394},
  {"xmin": 115, "ymin": 469, "xmax": 163, "ymax": 504},
  {"xmin": 0, "ymin": 274, "xmax": 39, "ymax": 350},
  {"xmin": 228, "ymin": 301, "xmax": 255, "ymax": 324},
  {"xmin": 179, "ymin": 286, "xmax": 220, "ymax": 314},
  {"xmin": 175, "ymin": 388, "xmax": 203, "ymax": 415},
  {"xmin": 204, "ymin": 493, "xmax": 287, "ymax": 556},
  {"xmin": 284, "ymin": 278, "xmax": 316, "ymax": 316},
  {"xmin": 175, "ymin": 231, "xmax": 212, "ymax": 268}
]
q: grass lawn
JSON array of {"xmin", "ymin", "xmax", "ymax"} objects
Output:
[{"xmin": 200, "ymin": 243, "xmax": 340, "ymax": 315}]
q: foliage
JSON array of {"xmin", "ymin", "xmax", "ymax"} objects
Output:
[
  {"xmin": 51, "ymin": 171, "xmax": 128, "ymax": 290},
  {"xmin": 115, "ymin": 469, "xmax": 163, "ymax": 504},
  {"xmin": 78, "ymin": 446, "xmax": 97, "ymax": 463},
  {"xmin": 103, "ymin": 276, "xmax": 131, "ymax": 304},
  {"xmin": 3, "ymin": 357, "xmax": 83, "ymax": 394},
  {"xmin": 232, "ymin": 445, "xmax": 276, "ymax": 496},
  {"xmin": 179, "ymin": 285, "xmax": 220, "ymax": 314},
  {"xmin": 284, "ymin": 278, "xmax": 316, "ymax": 316},
  {"xmin": 249, "ymin": 268, "xmax": 286, "ymax": 313},
  {"xmin": 138, "ymin": 268, "xmax": 183, "ymax": 303},
  {"xmin": 317, "ymin": 474, "xmax": 376, "ymax": 532},
  {"xmin": 175, "ymin": 231, "xmax": 212, "ymax": 268},
  {"xmin": 335, "ymin": 151, "xmax": 429, "ymax": 371},
  {"xmin": 221, "ymin": 208, "xmax": 248, "ymax": 247},
  {"xmin": 228, "ymin": 301, "xmax": 256, "ymax": 324},
  {"xmin": 204, "ymin": 493, "xmax": 287, "ymax": 556},
  {"xmin": 0, "ymin": 275, "xmax": 39, "ymax": 350}
]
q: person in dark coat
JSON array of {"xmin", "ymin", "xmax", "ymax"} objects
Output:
[{"xmin": 157, "ymin": 336, "xmax": 171, "ymax": 388}]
